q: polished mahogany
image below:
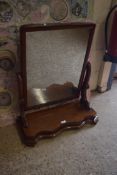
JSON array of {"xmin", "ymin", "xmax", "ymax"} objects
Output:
[{"xmin": 17, "ymin": 22, "xmax": 98, "ymax": 146}]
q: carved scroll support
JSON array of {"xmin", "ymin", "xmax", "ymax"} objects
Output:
[
  {"xmin": 80, "ymin": 61, "xmax": 91, "ymax": 110},
  {"xmin": 17, "ymin": 73, "xmax": 29, "ymax": 128}
]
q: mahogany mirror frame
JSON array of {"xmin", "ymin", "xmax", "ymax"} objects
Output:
[
  {"xmin": 17, "ymin": 22, "xmax": 98, "ymax": 146},
  {"xmin": 19, "ymin": 22, "xmax": 95, "ymax": 111}
]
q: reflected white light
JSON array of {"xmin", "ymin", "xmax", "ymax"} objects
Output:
[{"xmin": 32, "ymin": 88, "xmax": 46, "ymax": 104}]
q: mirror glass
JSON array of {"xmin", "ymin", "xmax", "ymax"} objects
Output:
[{"xmin": 26, "ymin": 28, "xmax": 89, "ymax": 107}]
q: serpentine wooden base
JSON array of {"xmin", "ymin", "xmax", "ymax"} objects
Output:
[{"xmin": 18, "ymin": 101, "xmax": 98, "ymax": 146}]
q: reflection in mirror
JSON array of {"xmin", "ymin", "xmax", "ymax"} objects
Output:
[{"xmin": 26, "ymin": 28, "xmax": 89, "ymax": 107}]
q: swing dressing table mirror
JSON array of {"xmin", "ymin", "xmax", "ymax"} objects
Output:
[{"xmin": 18, "ymin": 22, "xmax": 98, "ymax": 146}]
